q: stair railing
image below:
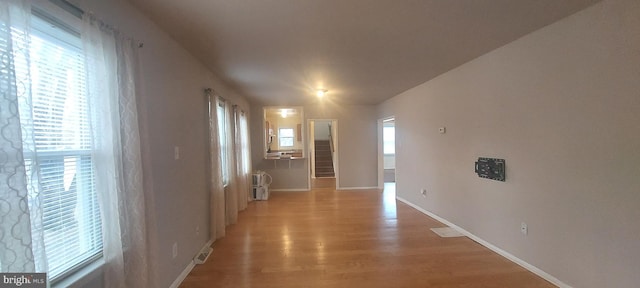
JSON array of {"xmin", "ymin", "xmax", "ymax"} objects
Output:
[
  {"xmin": 328, "ymin": 123, "xmax": 334, "ymax": 153},
  {"xmin": 328, "ymin": 123, "xmax": 336, "ymax": 172}
]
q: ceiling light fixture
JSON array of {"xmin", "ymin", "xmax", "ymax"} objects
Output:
[
  {"xmin": 316, "ymin": 89, "xmax": 328, "ymax": 98},
  {"xmin": 281, "ymin": 109, "xmax": 288, "ymax": 118}
]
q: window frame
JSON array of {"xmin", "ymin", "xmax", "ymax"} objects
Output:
[{"xmin": 22, "ymin": 3, "xmax": 104, "ymax": 283}]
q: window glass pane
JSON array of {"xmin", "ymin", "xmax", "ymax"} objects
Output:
[
  {"xmin": 279, "ymin": 128, "xmax": 294, "ymax": 147},
  {"xmin": 280, "ymin": 137, "xmax": 294, "ymax": 147},
  {"xmin": 240, "ymin": 113, "xmax": 250, "ymax": 173},
  {"xmin": 383, "ymin": 127, "xmax": 395, "ymax": 154},
  {"xmin": 279, "ymin": 128, "xmax": 294, "ymax": 137},
  {"xmin": 217, "ymin": 103, "xmax": 228, "ymax": 185},
  {"xmin": 30, "ymin": 33, "xmax": 89, "ymax": 152}
]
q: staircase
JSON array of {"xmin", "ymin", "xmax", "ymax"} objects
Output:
[{"xmin": 314, "ymin": 140, "xmax": 335, "ymax": 178}]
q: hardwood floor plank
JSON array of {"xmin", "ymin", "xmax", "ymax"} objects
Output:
[{"xmin": 180, "ymin": 183, "xmax": 553, "ymax": 288}]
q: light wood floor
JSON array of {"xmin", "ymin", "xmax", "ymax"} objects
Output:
[
  {"xmin": 180, "ymin": 183, "xmax": 553, "ymax": 288},
  {"xmin": 312, "ymin": 177, "xmax": 336, "ymax": 189}
]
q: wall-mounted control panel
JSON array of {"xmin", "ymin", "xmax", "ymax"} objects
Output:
[{"xmin": 475, "ymin": 157, "xmax": 505, "ymax": 182}]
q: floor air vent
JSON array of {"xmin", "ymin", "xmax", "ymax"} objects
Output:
[
  {"xmin": 194, "ymin": 246, "xmax": 213, "ymax": 264},
  {"xmin": 430, "ymin": 227, "xmax": 465, "ymax": 238}
]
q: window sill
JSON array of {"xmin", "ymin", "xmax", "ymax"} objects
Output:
[{"xmin": 53, "ymin": 257, "xmax": 104, "ymax": 288}]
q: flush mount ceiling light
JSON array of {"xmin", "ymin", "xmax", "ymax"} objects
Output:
[{"xmin": 316, "ymin": 89, "xmax": 328, "ymax": 98}]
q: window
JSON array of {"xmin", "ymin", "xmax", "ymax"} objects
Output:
[
  {"xmin": 239, "ymin": 112, "xmax": 250, "ymax": 174},
  {"xmin": 14, "ymin": 13, "xmax": 102, "ymax": 281},
  {"xmin": 279, "ymin": 128, "xmax": 294, "ymax": 147},
  {"xmin": 217, "ymin": 100, "xmax": 229, "ymax": 185},
  {"xmin": 383, "ymin": 126, "xmax": 395, "ymax": 154}
]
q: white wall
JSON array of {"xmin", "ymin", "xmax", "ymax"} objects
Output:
[
  {"xmin": 378, "ymin": 0, "xmax": 640, "ymax": 287},
  {"xmin": 314, "ymin": 120, "xmax": 331, "ymax": 140},
  {"xmin": 68, "ymin": 0, "xmax": 250, "ymax": 287},
  {"xmin": 252, "ymin": 103, "xmax": 377, "ymax": 190}
]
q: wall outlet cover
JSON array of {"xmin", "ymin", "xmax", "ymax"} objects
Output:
[{"xmin": 172, "ymin": 242, "xmax": 178, "ymax": 258}]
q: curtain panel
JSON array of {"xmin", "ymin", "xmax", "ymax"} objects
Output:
[
  {"xmin": 207, "ymin": 92, "xmax": 226, "ymax": 240},
  {"xmin": 225, "ymin": 102, "xmax": 239, "ymax": 225},
  {"xmin": 82, "ymin": 14, "xmax": 153, "ymax": 287},
  {"xmin": 234, "ymin": 106, "xmax": 251, "ymax": 211},
  {"xmin": 207, "ymin": 94, "xmax": 252, "ymax": 239},
  {"xmin": 0, "ymin": 0, "xmax": 47, "ymax": 274}
]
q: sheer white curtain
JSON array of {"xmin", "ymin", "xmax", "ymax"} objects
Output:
[
  {"xmin": 207, "ymin": 94, "xmax": 251, "ymax": 239},
  {"xmin": 0, "ymin": 0, "xmax": 48, "ymax": 274},
  {"xmin": 207, "ymin": 91, "xmax": 226, "ymax": 240},
  {"xmin": 224, "ymin": 104, "xmax": 252, "ymax": 226},
  {"xmin": 225, "ymin": 103, "xmax": 239, "ymax": 225},
  {"xmin": 234, "ymin": 106, "xmax": 251, "ymax": 211},
  {"xmin": 82, "ymin": 14, "xmax": 151, "ymax": 288}
]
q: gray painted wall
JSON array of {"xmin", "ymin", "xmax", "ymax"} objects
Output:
[
  {"xmin": 378, "ymin": 0, "xmax": 640, "ymax": 286},
  {"xmin": 314, "ymin": 120, "xmax": 331, "ymax": 140}
]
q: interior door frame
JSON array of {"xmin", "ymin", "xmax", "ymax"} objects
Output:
[{"xmin": 307, "ymin": 118, "xmax": 338, "ymax": 190}]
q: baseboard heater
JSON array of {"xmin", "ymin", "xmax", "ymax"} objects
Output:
[{"xmin": 194, "ymin": 246, "xmax": 213, "ymax": 265}]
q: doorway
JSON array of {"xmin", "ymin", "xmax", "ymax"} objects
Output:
[
  {"xmin": 383, "ymin": 118, "xmax": 396, "ymax": 183},
  {"xmin": 378, "ymin": 117, "xmax": 396, "ymax": 189},
  {"xmin": 309, "ymin": 119, "xmax": 338, "ymax": 189}
]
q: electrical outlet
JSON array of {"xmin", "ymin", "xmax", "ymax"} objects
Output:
[
  {"xmin": 438, "ymin": 127, "xmax": 446, "ymax": 134},
  {"xmin": 174, "ymin": 146, "xmax": 180, "ymax": 160},
  {"xmin": 196, "ymin": 225, "xmax": 200, "ymax": 236},
  {"xmin": 172, "ymin": 242, "xmax": 178, "ymax": 259},
  {"xmin": 420, "ymin": 188, "xmax": 427, "ymax": 198},
  {"xmin": 521, "ymin": 222, "xmax": 528, "ymax": 236}
]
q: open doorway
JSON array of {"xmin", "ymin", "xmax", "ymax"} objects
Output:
[
  {"xmin": 382, "ymin": 118, "xmax": 396, "ymax": 183},
  {"xmin": 378, "ymin": 117, "xmax": 396, "ymax": 193},
  {"xmin": 309, "ymin": 119, "xmax": 338, "ymax": 189}
]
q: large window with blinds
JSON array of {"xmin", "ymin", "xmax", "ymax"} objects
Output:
[
  {"xmin": 239, "ymin": 111, "xmax": 250, "ymax": 174},
  {"xmin": 16, "ymin": 13, "xmax": 103, "ymax": 281}
]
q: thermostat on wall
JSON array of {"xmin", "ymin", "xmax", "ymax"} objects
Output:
[{"xmin": 475, "ymin": 157, "xmax": 505, "ymax": 182}]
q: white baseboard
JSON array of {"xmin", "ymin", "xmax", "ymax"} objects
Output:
[
  {"xmin": 337, "ymin": 186, "xmax": 379, "ymax": 190},
  {"xmin": 169, "ymin": 240, "xmax": 213, "ymax": 288},
  {"xmin": 395, "ymin": 196, "xmax": 571, "ymax": 288}
]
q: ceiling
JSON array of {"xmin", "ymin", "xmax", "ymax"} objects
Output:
[{"xmin": 127, "ymin": 0, "xmax": 599, "ymax": 105}]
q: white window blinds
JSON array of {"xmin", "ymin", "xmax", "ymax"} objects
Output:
[{"xmin": 279, "ymin": 128, "xmax": 294, "ymax": 147}]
